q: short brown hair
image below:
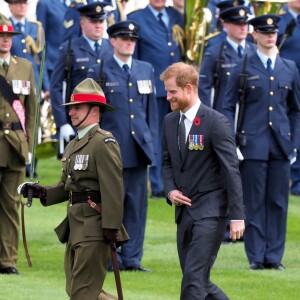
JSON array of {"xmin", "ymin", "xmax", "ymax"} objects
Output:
[{"xmin": 160, "ymin": 62, "xmax": 199, "ymax": 89}]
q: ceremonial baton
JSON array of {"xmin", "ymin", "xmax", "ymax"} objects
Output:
[{"xmin": 110, "ymin": 241, "xmax": 124, "ymax": 300}]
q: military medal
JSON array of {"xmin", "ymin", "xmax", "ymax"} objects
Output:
[
  {"xmin": 199, "ymin": 135, "xmax": 204, "ymax": 150},
  {"xmin": 193, "ymin": 135, "xmax": 199, "ymax": 150},
  {"xmin": 21, "ymin": 81, "xmax": 30, "ymax": 95},
  {"xmin": 188, "ymin": 135, "xmax": 194, "ymax": 150},
  {"xmin": 74, "ymin": 154, "xmax": 89, "ymax": 170},
  {"xmin": 12, "ymin": 80, "xmax": 21, "ymax": 94}
]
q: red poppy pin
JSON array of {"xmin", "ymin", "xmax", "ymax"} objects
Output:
[{"xmin": 194, "ymin": 117, "xmax": 201, "ymax": 126}]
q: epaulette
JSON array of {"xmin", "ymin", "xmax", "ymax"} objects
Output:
[
  {"xmin": 28, "ymin": 19, "xmax": 42, "ymax": 27},
  {"xmin": 204, "ymin": 31, "xmax": 221, "ymax": 41},
  {"xmin": 127, "ymin": 8, "xmax": 142, "ymax": 17},
  {"xmin": 98, "ymin": 129, "xmax": 112, "ymax": 136},
  {"xmin": 279, "ymin": 8, "xmax": 287, "ymax": 15}
]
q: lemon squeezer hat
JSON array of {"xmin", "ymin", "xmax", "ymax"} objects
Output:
[
  {"xmin": 63, "ymin": 78, "xmax": 115, "ymax": 111},
  {"xmin": 0, "ymin": 13, "xmax": 21, "ymax": 35}
]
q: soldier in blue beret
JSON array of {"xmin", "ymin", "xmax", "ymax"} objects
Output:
[
  {"xmin": 50, "ymin": 1, "xmax": 113, "ymax": 157},
  {"xmin": 223, "ymin": 14, "xmax": 300, "ymax": 271},
  {"xmin": 277, "ymin": 0, "xmax": 300, "ymax": 196},
  {"xmin": 88, "ymin": 20, "xmax": 158, "ymax": 272}
]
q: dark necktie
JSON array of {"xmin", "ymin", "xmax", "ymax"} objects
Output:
[
  {"xmin": 2, "ymin": 61, "xmax": 8, "ymax": 74},
  {"xmin": 297, "ymin": 15, "xmax": 300, "ymax": 25},
  {"xmin": 266, "ymin": 58, "xmax": 273, "ymax": 75},
  {"xmin": 237, "ymin": 45, "xmax": 243, "ymax": 58},
  {"xmin": 157, "ymin": 12, "xmax": 167, "ymax": 31},
  {"xmin": 178, "ymin": 114, "xmax": 186, "ymax": 158},
  {"xmin": 15, "ymin": 22, "xmax": 22, "ymax": 33},
  {"xmin": 94, "ymin": 42, "xmax": 100, "ymax": 56},
  {"xmin": 123, "ymin": 64, "xmax": 130, "ymax": 79}
]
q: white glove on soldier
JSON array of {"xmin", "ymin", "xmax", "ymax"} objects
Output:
[
  {"xmin": 60, "ymin": 124, "xmax": 75, "ymax": 143},
  {"xmin": 236, "ymin": 147, "xmax": 244, "ymax": 162}
]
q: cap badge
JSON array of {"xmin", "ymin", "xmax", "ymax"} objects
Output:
[
  {"xmin": 128, "ymin": 23, "xmax": 135, "ymax": 30},
  {"xmin": 239, "ymin": 9, "xmax": 245, "ymax": 16},
  {"xmin": 267, "ymin": 18, "xmax": 273, "ymax": 25},
  {"xmin": 3, "ymin": 25, "xmax": 8, "ymax": 32},
  {"xmin": 233, "ymin": 0, "xmax": 238, "ymax": 6},
  {"xmin": 96, "ymin": 6, "xmax": 102, "ymax": 13}
]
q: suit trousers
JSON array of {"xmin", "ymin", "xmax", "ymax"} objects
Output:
[
  {"xmin": 65, "ymin": 240, "xmax": 110, "ymax": 300},
  {"xmin": 177, "ymin": 207, "xmax": 228, "ymax": 300},
  {"xmin": 241, "ymin": 159, "xmax": 290, "ymax": 264},
  {"xmin": 0, "ymin": 144, "xmax": 24, "ymax": 269}
]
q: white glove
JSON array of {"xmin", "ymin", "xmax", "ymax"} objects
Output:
[
  {"xmin": 236, "ymin": 147, "xmax": 244, "ymax": 161},
  {"xmin": 60, "ymin": 124, "xmax": 75, "ymax": 143},
  {"xmin": 289, "ymin": 148, "xmax": 297, "ymax": 165},
  {"xmin": 27, "ymin": 152, "xmax": 32, "ymax": 165}
]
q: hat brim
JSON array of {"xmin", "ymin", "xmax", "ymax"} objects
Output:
[
  {"xmin": 255, "ymin": 27, "xmax": 278, "ymax": 33},
  {"xmin": 111, "ymin": 32, "xmax": 139, "ymax": 39},
  {"xmin": 0, "ymin": 31, "xmax": 21, "ymax": 35},
  {"xmin": 62, "ymin": 101, "xmax": 115, "ymax": 111}
]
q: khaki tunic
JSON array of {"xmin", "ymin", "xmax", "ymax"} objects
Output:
[
  {"xmin": 41, "ymin": 124, "xmax": 128, "ymax": 299},
  {"xmin": 0, "ymin": 57, "xmax": 36, "ymax": 269}
]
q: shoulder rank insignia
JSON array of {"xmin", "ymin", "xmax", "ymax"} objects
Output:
[{"xmin": 64, "ymin": 19, "xmax": 74, "ymax": 29}]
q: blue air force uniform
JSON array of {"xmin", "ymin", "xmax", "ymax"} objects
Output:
[
  {"xmin": 88, "ymin": 21, "xmax": 158, "ymax": 269},
  {"xmin": 278, "ymin": 7, "xmax": 300, "ymax": 195},
  {"xmin": 36, "ymin": 0, "xmax": 69, "ymax": 79},
  {"xmin": 127, "ymin": 5, "xmax": 183, "ymax": 196},
  {"xmin": 223, "ymin": 15, "xmax": 300, "ymax": 267},
  {"xmin": 199, "ymin": 6, "xmax": 256, "ymax": 114},
  {"xmin": 50, "ymin": 36, "xmax": 112, "ymax": 128},
  {"xmin": 10, "ymin": 18, "xmax": 50, "ymax": 92}
]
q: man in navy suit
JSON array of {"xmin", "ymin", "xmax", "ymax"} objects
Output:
[
  {"xmin": 223, "ymin": 14, "xmax": 300, "ymax": 270},
  {"xmin": 88, "ymin": 21, "xmax": 158, "ymax": 272},
  {"xmin": 199, "ymin": 5, "xmax": 256, "ymax": 114},
  {"xmin": 50, "ymin": 2, "xmax": 112, "ymax": 154},
  {"xmin": 277, "ymin": 1, "xmax": 300, "ymax": 196},
  {"xmin": 127, "ymin": 0, "xmax": 184, "ymax": 198},
  {"xmin": 162, "ymin": 62, "xmax": 245, "ymax": 299}
]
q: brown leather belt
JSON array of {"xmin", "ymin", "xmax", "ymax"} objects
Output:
[
  {"xmin": 69, "ymin": 191, "xmax": 101, "ymax": 205},
  {"xmin": 0, "ymin": 121, "xmax": 22, "ymax": 130}
]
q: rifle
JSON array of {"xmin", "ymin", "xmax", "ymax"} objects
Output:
[
  {"xmin": 64, "ymin": 37, "xmax": 74, "ymax": 104},
  {"xmin": 212, "ymin": 41, "xmax": 225, "ymax": 108},
  {"xmin": 99, "ymin": 59, "xmax": 106, "ymax": 88},
  {"xmin": 278, "ymin": 18, "xmax": 296, "ymax": 51},
  {"xmin": 236, "ymin": 54, "xmax": 248, "ymax": 147}
]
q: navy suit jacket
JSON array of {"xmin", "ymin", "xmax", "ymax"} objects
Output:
[
  {"xmin": 223, "ymin": 53, "xmax": 300, "ymax": 160},
  {"xmin": 163, "ymin": 104, "xmax": 245, "ymax": 223},
  {"xmin": 127, "ymin": 6, "xmax": 183, "ymax": 98},
  {"xmin": 199, "ymin": 40, "xmax": 256, "ymax": 113},
  {"xmin": 50, "ymin": 36, "xmax": 113, "ymax": 127},
  {"xmin": 88, "ymin": 57, "xmax": 158, "ymax": 168}
]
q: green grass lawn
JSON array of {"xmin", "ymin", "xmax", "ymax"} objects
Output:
[{"xmin": 0, "ymin": 157, "xmax": 300, "ymax": 299}]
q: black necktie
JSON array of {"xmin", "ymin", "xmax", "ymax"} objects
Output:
[
  {"xmin": 178, "ymin": 114, "xmax": 186, "ymax": 158},
  {"xmin": 297, "ymin": 15, "xmax": 300, "ymax": 25},
  {"xmin": 2, "ymin": 61, "xmax": 8, "ymax": 74},
  {"xmin": 94, "ymin": 42, "xmax": 100, "ymax": 56},
  {"xmin": 237, "ymin": 45, "xmax": 243, "ymax": 58},
  {"xmin": 157, "ymin": 12, "xmax": 167, "ymax": 30},
  {"xmin": 123, "ymin": 64, "xmax": 130, "ymax": 79},
  {"xmin": 267, "ymin": 58, "xmax": 273, "ymax": 75}
]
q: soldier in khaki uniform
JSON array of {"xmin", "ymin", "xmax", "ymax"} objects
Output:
[
  {"xmin": 20, "ymin": 78, "xmax": 129, "ymax": 300},
  {"xmin": 0, "ymin": 13, "xmax": 36, "ymax": 275}
]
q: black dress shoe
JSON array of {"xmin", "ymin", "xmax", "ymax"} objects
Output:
[
  {"xmin": 250, "ymin": 262, "xmax": 265, "ymax": 270},
  {"xmin": 150, "ymin": 191, "xmax": 165, "ymax": 198},
  {"xmin": 264, "ymin": 262, "xmax": 285, "ymax": 271},
  {"xmin": 0, "ymin": 267, "xmax": 20, "ymax": 275},
  {"xmin": 125, "ymin": 265, "xmax": 152, "ymax": 272}
]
